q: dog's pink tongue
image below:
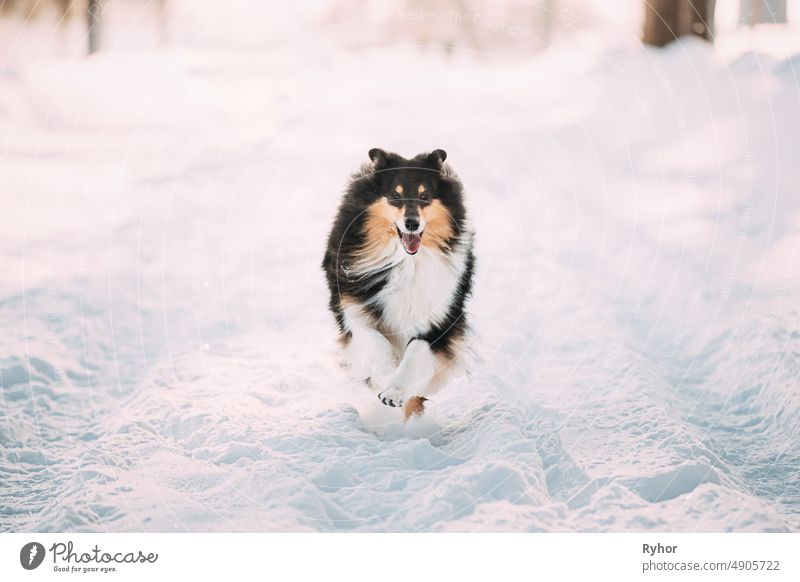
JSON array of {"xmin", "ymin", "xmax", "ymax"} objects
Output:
[{"xmin": 402, "ymin": 233, "xmax": 421, "ymax": 254}]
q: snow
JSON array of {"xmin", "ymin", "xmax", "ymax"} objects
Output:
[{"xmin": 1, "ymin": 11, "xmax": 799, "ymax": 532}]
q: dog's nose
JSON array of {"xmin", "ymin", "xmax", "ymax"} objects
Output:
[{"xmin": 405, "ymin": 217, "xmax": 420, "ymax": 232}]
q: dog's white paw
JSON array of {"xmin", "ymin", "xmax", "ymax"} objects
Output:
[{"xmin": 378, "ymin": 386, "xmax": 406, "ymax": 408}]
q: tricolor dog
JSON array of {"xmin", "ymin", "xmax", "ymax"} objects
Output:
[{"xmin": 322, "ymin": 148, "xmax": 475, "ymax": 419}]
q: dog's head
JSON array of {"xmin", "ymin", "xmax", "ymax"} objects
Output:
[{"xmin": 359, "ymin": 148, "xmax": 462, "ymax": 256}]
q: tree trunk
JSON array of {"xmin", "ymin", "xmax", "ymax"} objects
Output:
[
  {"xmin": 643, "ymin": 1, "xmax": 716, "ymax": 47},
  {"xmin": 88, "ymin": 0, "xmax": 100, "ymax": 54},
  {"xmin": 644, "ymin": 0, "xmax": 682, "ymax": 47},
  {"xmin": 740, "ymin": 0, "xmax": 787, "ymax": 25},
  {"xmin": 688, "ymin": 0, "xmax": 715, "ymax": 40}
]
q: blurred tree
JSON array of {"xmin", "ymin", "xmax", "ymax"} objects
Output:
[
  {"xmin": 739, "ymin": 0, "xmax": 787, "ymax": 25},
  {"xmin": 688, "ymin": 0, "xmax": 714, "ymax": 40},
  {"xmin": 0, "ymin": 0, "xmax": 72, "ymax": 17},
  {"xmin": 1, "ymin": 0, "xmax": 169, "ymax": 56},
  {"xmin": 156, "ymin": 0, "xmax": 168, "ymax": 45},
  {"xmin": 88, "ymin": 0, "xmax": 99, "ymax": 54},
  {"xmin": 1, "ymin": 1, "xmax": 96, "ymax": 54},
  {"xmin": 643, "ymin": 0, "xmax": 681, "ymax": 46},
  {"xmin": 643, "ymin": 0, "xmax": 716, "ymax": 47},
  {"xmin": 368, "ymin": 0, "xmax": 553, "ymax": 56}
]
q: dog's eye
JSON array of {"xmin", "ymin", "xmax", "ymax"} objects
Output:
[
  {"xmin": 391, "ymin": 193, "xmax": 401, "ymax": 200},
  {"xmin": 420, "ymin": 193, "xmax": 430, "ymax": 202}
]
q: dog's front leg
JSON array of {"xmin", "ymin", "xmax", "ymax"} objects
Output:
[
  {"xmin": 342, "ymin": 307, "xmax": 396, "ymax": 391},
  {"xmin": 378, "ymin": 338, "xmax": 436, "ymax": 407}
]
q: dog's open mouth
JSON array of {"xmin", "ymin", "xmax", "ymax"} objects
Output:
[{"xmin": 397, "ymin": 227, "xmax": 422, "ymax": 255}]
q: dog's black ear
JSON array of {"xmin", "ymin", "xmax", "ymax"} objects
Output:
[
  {"xmin": 369, "ymin": 148, "xmax": 388, "ymax": 166},
  {"xmin": 427, "ymin": 149, "xmax": 447, "ymax": 166}
]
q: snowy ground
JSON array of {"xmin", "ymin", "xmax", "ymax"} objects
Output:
[{"xmin": 1, "ymin": 19, "xmax": 800, "ymax": 532}]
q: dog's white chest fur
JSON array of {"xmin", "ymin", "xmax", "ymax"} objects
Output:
[{"xmin": 375, "ymin": 245, "xmax": 464, "ymax": 345}]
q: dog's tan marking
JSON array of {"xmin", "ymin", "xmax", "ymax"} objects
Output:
[
  {"xmin": 357, "ymin": 199, "xmax": 401, "ymax": 265},
  {"xmin": 339, "ymin": 294, "xmax": 355, "ymax": 308},
  {"xmin": 401, "ymin": 337, "xmax": 466, "ymax": 421},
  {"xmin": 417, "ymin": 184, "xmax": 426, "ymax": 194},
  {"xmin": 394, "ymin": 184, "xmax": 404, "ymax": 195},
  {"xmin": 337, "ymin": 294, "xmax": 357, "ymax": 345},
  {"xmin": 403, "ymin": 396, "xmax": 427, "ymax": 421},
  {"xmin": 419, "ymin": 199, "xmax": 454, "ymax": 251}
]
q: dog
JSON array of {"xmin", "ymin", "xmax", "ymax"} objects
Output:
[{"xmin": 322, "ymin": 148, "xmax": 475, "ymax": 420}]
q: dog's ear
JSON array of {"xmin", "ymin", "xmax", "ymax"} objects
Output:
[
  {"xmin": 369, "ymin": 148, "xmax": 388, "ymax": 167},
  {"xmin": 427, "ymin": 149, "xmax": 447, "ymax": 166}
]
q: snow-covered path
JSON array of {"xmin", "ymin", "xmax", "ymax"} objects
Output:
[{"xmin": 1, "ymin": 37, "xmax": 799, "ymax": 532}]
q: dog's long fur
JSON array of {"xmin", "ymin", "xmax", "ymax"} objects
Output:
[{"xmin": 322, "ymin": 148, "xmax": 475, "ymax": 418}]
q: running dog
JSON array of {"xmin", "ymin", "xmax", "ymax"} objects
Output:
[{"xmin": 322, "ymin": 148, "xmax": 475, "ymax": 419}]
